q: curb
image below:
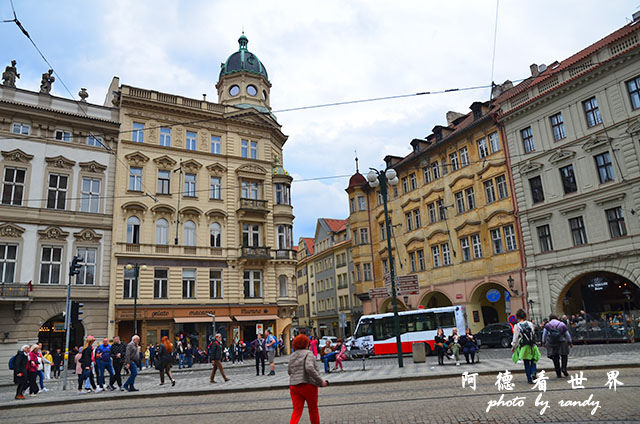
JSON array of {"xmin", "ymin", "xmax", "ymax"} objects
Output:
[{"xmin": 2, "ymin": 361, "xmax": 638, "ymax": 410}]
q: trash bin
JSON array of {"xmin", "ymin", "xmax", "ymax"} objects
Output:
[{"xmin": 412, "ymin": 342, "xmax": 426, "ymax": 363}]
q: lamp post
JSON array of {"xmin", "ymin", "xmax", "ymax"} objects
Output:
[
  {"xmin": 126, "ymin": 263, "xmax": 147, "ymax": 335},
  {"xmin": 206, "ymin": 312, "xmax": 216, "ymax": 340},
  {"xmin": 528, "ymin": 299, "xmax": 535, "ymax": 324},
  {"xmin": 367, "ymin": 167, "xmax": 403, "ymax": 368}
]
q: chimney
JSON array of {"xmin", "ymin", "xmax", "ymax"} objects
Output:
[
  {"xmin": 530, "ymin": 63, "xmax": 539, "ymax": 77},
  {"xmin": 633, "ymin": 10, "xmax": 640, "ymax": 21},
  {"xmin": 446, "ymin": 111, "xmax": 465, "ymax": 126},
  {"xmin": 470, "ymin": 102, "xmax": 484, "ymax": 120},
  {"xmin": 502, "ymin": 80, "xmax": 513, "ymax": 91}
]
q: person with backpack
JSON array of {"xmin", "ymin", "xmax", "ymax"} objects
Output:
[
  {"xmin": 208, "ymin": 333, "xmax": 230, "ymax": 383},
  {"xmin": 511, "ymin": 308, "xmax": 541, "ymax": 384},
  {"xmin": 265, "ymin": 329, "xmax": 277, "ymax": 376},
  {"xmin": 542, "ymin": 313, "xmax": 573, "ymax": 378},
  {"xmin": 12, "ymin": 345, "xmax": 30, "ymax": 400},
  {"xmin": 288, "ymin": 334, "xmax": 327, "ymax": 424}
]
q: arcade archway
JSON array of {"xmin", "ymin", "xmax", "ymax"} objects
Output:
[
  {"xmin": 468, "ymin": 283, "xmax": 509, "ymax": 332},
  {"xmin": 380, "ymin": 297, "xmax": 408, "ymax": 313},
  {"xmin": 557, "ymin": 271, "xmax": 639, "ymax": 318},
  {"xmin": 420, "ymin": 291, "xmax": 453, "ymax": 309},
  {"xmin": 38, "ymin": 313, "xmax": 84, "ymax": 352}
]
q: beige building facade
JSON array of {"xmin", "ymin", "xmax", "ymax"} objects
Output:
[{"xmin": 107, "ymin": 35, "xmax": 297, "ymax": 350}]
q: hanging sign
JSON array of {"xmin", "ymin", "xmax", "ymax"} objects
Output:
[{"xmin": 486, "ymin": 289, "xmax": 501, "ymax": 303}]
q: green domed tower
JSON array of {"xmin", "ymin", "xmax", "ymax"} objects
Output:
[{"xmin": 216, "ymin": 34, "xmax": 272, "ymax": 111}]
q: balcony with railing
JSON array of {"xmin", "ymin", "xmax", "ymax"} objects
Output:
[
  {"xmin": 117, "ymin": 242, "xmax": 226, "ymax": 258},
  {"xmin": 240, "ymin": 246, "xmax": 271, "ymax": 260},
  {"xmin": 0, "ymin": 282, "xmax": 31, "ymax": 301},
  {"xmin": 273, "ymin": 249, "xmax": 295, "ymax": 260},
  {"xmin": 237, "ymin": 198, "xmax": 270, "ymax": 217}
]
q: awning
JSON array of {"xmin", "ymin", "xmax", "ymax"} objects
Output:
[
  {"xmin": 174, "ymin": 316, "xmax": 232, "ymax": 324},
  {"xmin": 234, "ymin": 315, "xmax": 279, "ymax": 322}
]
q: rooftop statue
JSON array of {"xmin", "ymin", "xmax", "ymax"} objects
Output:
[
  {"xmin": 2, "ymin": 60, "xmax": 20, "ymax": 87},
  {"xmin": 39, "ymin": 69, "xmax": 55, "ymax": 94}
]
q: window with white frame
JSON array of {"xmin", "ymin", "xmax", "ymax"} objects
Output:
[
  {"xmin": 442, "ymin": 243, "xmax": 451, "ymax": 265},
  {"xmin": 87, "ymin": 135, "xmax": 103, "ymax": 147},
  {"xmin": 54, "ymin": 130, "xmax": 71, "ymax": 142},
  {"xmin": 157, "ymin": 170, "xmax": 170, "ymax": 195},
  {"xmin": 2, "ymin": 167, "xmax": 26, "ymax": 205},
  {"xmin": 409, "ymin": 173, "xmax": 418, "ymax": 190},
  {"xmin": 471, "ymin": 234, "xmax": 482, "ymax": 258},
  {"xmin": 159, "ymin": 127, "xmax": 171, "ymax": 147},
  {"xmin": 521, "ymin": 127, "xmax": 535, "ymax": 153},
  {"xmin": 209, "ymin": 269, "xmax": 223, "ymax": 298},
  {"xmin": 156, "ymin": 218, "xmax": 169, "ymax": 245},
  {"xmin": 488, "ymin": 132, "xmax": 500, "ymax": 153},
  {"xmin": 242, "ymin": 223, "xmax": 261, "ymax": 247},
  {"xmin": 154, "ymin": 268, "xmax": 168, "ymax": 299},
  {"xmin": 40, "ymin": 246, "xmax": 62, "ymax": 284},
  {"xmin": 277, "ymin": 224, "xmax": 293, "ymax": 250},
  {"xmin": 583, "ymin": 97, "xmax": 602, "ymax": 127},
  {"xmin": 132, "ymin": 122, "xmax": 145, "ymax": 143},
  {"xmin": 184, "ymin": 220, "xmax": 196, "ymax": 246},
  {"xmin": 123, "ymin": 267, "xmax": 137, "ymax": 299},
  {"xmin": 504, "ymin": 224, "xmax": 517, "ymax": 251},
  {"xmin": 627, "ymin": 75, "xmax": 640, "ymax": 110},
  {"xmin": 402, "ymin": 177, "xmax": 409, "ymax": 193},
  {"xmin": 465, "ymin": 187, "xmax": 476, "ymax": 210},
  {"xmin": 241, "ymin": 140, "xmax": 258, "ymax": 159},
  {"xmin": 432, "ymin": 162, "xmax": 440, "ymax": 179},
  {"xmin": 491, "ymin": 228, "xmax": 503, "ymax": 254},
  {"xmin": 211, "ymin": 136, "xmax": 221, "ymax": 154},
  {"xmin": 186, "ymin": 131, "xmax": 197, "ymax": 151},
  {"xmin": 594, "ymin": 152, "xmax": 615, "ymax": 184},
  {"xmin": 182, "ymin": 268, "xmax": 196, "ymax": 298},
  {"xmin": 127, "ymin": 216, "xmax": 140, "ymax": 244},
  {"xmin": 423, "ymin": 166, "xmax": 431, "ymax": 184},
  {"xmin": 279, "ymin": 275, "xmax": 288, "ymax": 297},
  {"xmin": 184, "ymin": 174, "xmax": 196, "ymax": 197},
  {"xmin": 244, "ymin": 270, "xmax": 262, "ymax": 298},
  {"xmin": 357, "ymin": 195, "xmax": 366, "ymax": 211},
  {"xmin": 409, "ymin": 251, "xmax": 417, "ymax": 272},
  {"xmin": 417, "ymin": 249, "xmax": 425, "ymax": 270},
  {"xmin": 405, "ymin": 211, "xmax": 413, "ymax": 231},
  {"xmin": 359, "ymin": 228, "xmax": 369, "ymax": 244},
  {"xmin": 428, "ymin": 203, "xmax": 436, "ymax": 223},
  {"xmin": 437, "ymin": 199, "xmax": 446, "ymax": 220},
  {"xmin": 363, "ymin": 263, "xmax": 372, "ymax": 280},
  {"xmin": 76, "ymin": 247, "xmax": 96, "ymax": 285},
  {"xmin": 455, "ymin": 191, "xmax": 465, "ymax": 214},
  {"xmin": 496, "ymin": 175, "xmax": 508, "ymax": 199},
  {"xmin": 210, "ymin": 177, "xmax": 221, "ymax": 199},
  {"xmin": 460, "ymin": 237, "xmax": 471, "ymax": 261},
  {"xmin": 459, "ymin": 147, "xmax": 469, "ymax": 167},
  {"xmin": 550, "ymin": 112, "xmax": 566, "ymax": 141},
  {"xmin": 432, "ymin": 245, "xmax": 441, "ymax": 267},
  {"xmin": 0, "ymin": 244, "xmax": 17, "ymax": 283},
  {"xmin": 484, "ymin": 179, "xmax": 496, "ymax": 203},
  {"xmin": 46, "ymin": 174, "xmax": 68, "ymax": 210},
  {"xmin": 413, "ymin": 209, "xmax": 421, "ymax": 228},
  {"xmin": 241, "ymin": 181, "xmax": 259, "ymax": 199},
  {"xmin": 12, "ymin": 122, "xmax": 30, "ymax": 135},
  {"xmin": 477, "ymin": 137, "xmax": 489, "ymax": 158},
  {"xmin": 210, "ymin": 222, "xmax": 221, "ymax": 247},
  {"xmin": 275, "ymin": 183, "xmax": 290, "ymax": 205},
  {"xmin": 129, "ymin": 167, "xmax": 142, "ymax": 191},
  {"xmin": 80, "ymin": 177, "xmax": 101, "ymax": 213},
  {"xmin": 449, "ymin": 152, "xmax": 459, "ymax": 172}
]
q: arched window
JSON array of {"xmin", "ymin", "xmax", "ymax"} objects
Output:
[
  {"xmin": 126, "ymin": 216, "xmax": 140, "ymax": 244},
  {"xmin": 210, "ymin": 222, "xmax": 221, "ymax": 247},
  {"xmin": 156, "ymin": 218, "xmax": 169, "ymax": 245},
  {"xmin": 279, "ymin": 275, "xmax": 288, "ymax": 297},
  {"xmin": 184, "ymin": 220, "xmax": 196, "ymax": 246}
]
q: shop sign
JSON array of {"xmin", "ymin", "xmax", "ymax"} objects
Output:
[
  {"xmin": 256, "ymin": 323, "xmax": 264, "ymax": 335},
  {"xmin": 587, "ymin": 278, "xmax": 608, "ymax": 291},
  {"xmin": 187, "ymin": 310, "xmax": 217, "ymax": 317},
  {"xmin": 240, "ymin": 308, "xmax": 271, "ymax": 315},
  {"xmin": 148, "ymin": 310, "xmax": 172, "ymax": 319},
  {"xmin": 486, "ymin": 289, "xmax": 501, "ymax": 303},
  {"xmin": 456, "ymin": 293, "xmax": 463, "ymax": 300}
]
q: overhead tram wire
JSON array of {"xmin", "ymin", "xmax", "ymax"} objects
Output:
[{"xmin": 489, "ymin": 0, "xmax": 500, "ymax": 90}]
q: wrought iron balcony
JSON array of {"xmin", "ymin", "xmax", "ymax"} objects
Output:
[
  {"xmin": 240, "ymin": 246, "xmax": 271, "ymax": 260},
  {"xmin": 0, "ymin": 282, "xmax": 31, "ymax": 300}
]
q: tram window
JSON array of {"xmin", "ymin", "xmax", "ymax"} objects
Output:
[
  {"xmin": 374, "ymin": 319, "xmax": 385, "ymax": 341},
  {"xmin": 437, "ymin": 312, "xmax": 455, "ymax": 328},
  {"xmin": 355, "ymin": 320, "xmax": 374, "ymax": 338},
  {"xmin": 404, "ymin": 315, "xmax": 416, "ymax": 332}
]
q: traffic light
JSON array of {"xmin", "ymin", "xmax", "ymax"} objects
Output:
[
  {"xmin": 71, "ymin": 301, "xmax": 84, "ymax": 322},
  {"xmin": 69, "ymin": 256, "xmax": 84, "ymax": 276}
]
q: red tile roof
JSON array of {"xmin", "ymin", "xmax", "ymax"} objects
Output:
[
  {"xmin": 302, "ymin": 237, "xmax": 314, "ymax": 255},
  {"xmin": 323, "ymin": 218, "xmax": 347, "ymax": 233}
]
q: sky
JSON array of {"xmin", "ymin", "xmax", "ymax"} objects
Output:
[{"xmin": 1, "ymin": 0, "xmax": 636, "ymax": 241}]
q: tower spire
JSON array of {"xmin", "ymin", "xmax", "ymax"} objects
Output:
[{"xmin": 355, "ymin": 151, "xmax": 359, "ymax": 173}]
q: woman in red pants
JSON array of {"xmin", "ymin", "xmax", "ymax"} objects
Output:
[{"xmin": 287, "ymin": 334, "xmax": 328, "ymax": 424}]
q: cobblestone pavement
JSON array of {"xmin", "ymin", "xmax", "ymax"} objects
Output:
[
  {"xmin": 1, "ymin": 343, "xmax": 639, "ymax": 410},
  {"xmin": 4, "ymin": 368, "xmax": 639, "ymax": 423}
]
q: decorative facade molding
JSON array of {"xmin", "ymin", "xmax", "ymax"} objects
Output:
[
  {"xmin": 206, "ymin": 208, "xmax": 228, "ymax": 219},
  {"xmin": 73, "ymin": 228, "xmax": 102, "ymax": 243},
  {"xmin": 180, "ymin": 206, "xmax": 203, "ymax": 217},
  {"xmin": 625, "ymin": 119, "xmax": 640, "ymax": 135},
  {"xmin": 206, "ymin": 163, "xmax": 227, "ymax": 176},
  {"xmin": 476, "ymin": 160, "xmax": 506, "ymax": 177},
  {"xmin": 38, "ymin": 226, "xmax": 69, "ymax": 240},
  {"xmin": 1, "ymin": 149, "xmax": 34, "ymax": 163},
  {"xmin": 236, "ymin": 163, "xmax": 267, "ymax": 178},
  {"xmin": 45, "ymin": 155, "xmax": 75, "ymax": 169},
  {"xmin": 151, "ymin": 204, "xmax": 176, "ymax": 215},
  {"xmin": 121, "ymin": 201, "xmax": 148, "ymax": 212},
  {"xmin": 454, "ymin": 220, "xmax": 481, "ymax": 233},
  {"xmin": 422, "ymin": 186, "xmax": 444, "ymax": 199},
  {"xmin": 404, "ymin": 236, "xmax": 425, "ymax": 247},
  {"xmin": 153, "ymin": 155, "xmax": 177, "ymax": 170},
  {"xmin": 484, "ymin": 209, "xmax": 514, "ymax": 223},
  {"xmin": 448, "ymin": 173, "xmax": 475, "ymax": 187},
  {"xmin": 181, "ymin": 159, "xmax": 202, "ymax": 173},
  {"xmin": 426, "ymin": 228, "xmax": 448, "ymax": 240},
  {"xmin": 559, "ymin": 203, "xmax": 587, "ymax": 216},
  {"xmin": 519, "ymin": 161, "xmax": 544, "ymax": 175},
  {"xmin": 124, "ymin": 151, "xmax": 150, "ymax": 166},
  {"xmin": 548, "ymin": 149, "xmax": 576, "ymax": 164},
  {"xmin": 400, "ymin": 197, "xmax": 420, "ymax": 209},
  {"xmin": 79, "ymin": 160, "xmax": 107, "ymax": 174},
  {"xmin": 582, "ymin": 135, "xmax": 611, "ymax": 152},
  {"xmin": 0, "ymin": 223, "xmax": 26, "ymax": 238},
  {"xmin": 594, "ymin": 192, "xmax": 626, "ymax": 206},
  {"xmin": 529, "ymin": 212, "xmax": 552, "ymax": 222}
]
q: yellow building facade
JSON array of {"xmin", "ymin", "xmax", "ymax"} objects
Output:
[
  {"xmin": 107, "ymin": 35, "xmax": 297, "ymax": 350},
  {"xmin": 347, "ymin": 103, "xmax": 525, "ymax": 333}
]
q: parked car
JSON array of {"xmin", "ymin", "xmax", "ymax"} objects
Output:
[
  {"xmin": 475, "ymin": 323, "xmax": 513, "ymax": 348},
  {"xmin": 319, "ymin": 336, "xmax": 338, "ymax": 348}
]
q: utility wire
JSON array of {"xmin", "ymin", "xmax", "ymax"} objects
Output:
[{"xmin": 489, "ymin": 0, "xmax": 500, "ymax": 86}]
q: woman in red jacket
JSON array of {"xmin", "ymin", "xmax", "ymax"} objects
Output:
[{"xmin": 27, "ymin": 344, "xmax": 40, "ymax": 396}]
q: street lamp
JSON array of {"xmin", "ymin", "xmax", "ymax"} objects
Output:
[
  {"xmin": 126, "ymin": 263, "xmax": 147, "ymax": 335},
  {"xmin": 528, "ymin": 299, "xmax": 535, "ymax": 324},
  {"xmin": 367, "ymin": 167, "xmax": 403, "ymax": 368},
  {"xmin": 206, "ymin": 312, "xmax": 216, "ymax": 340}
]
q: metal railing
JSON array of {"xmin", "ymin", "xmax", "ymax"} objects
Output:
[
  {"xmin": 0, "ymin": 282, "xmax": 31, "ymax": 298},
  {"xmin": 238, "ymin": 198, "xmax": 269, "ymax": 211},
  {"xmin": 567, "ymin": 316, "xmax": 639, "ymax": 343}
]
